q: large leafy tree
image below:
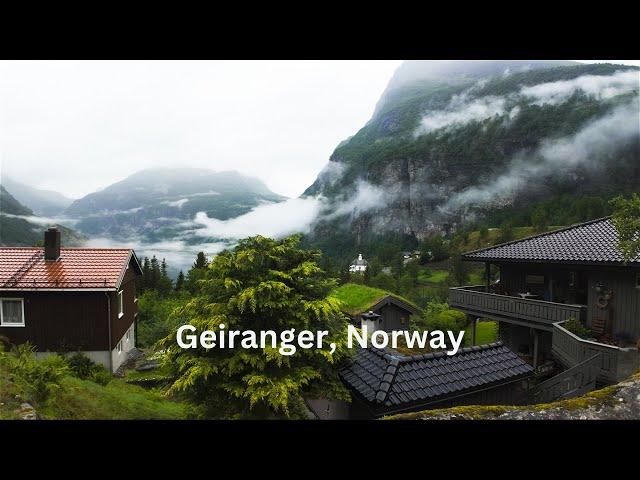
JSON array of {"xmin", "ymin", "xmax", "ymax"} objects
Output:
[
  {"xmin": 611, "ymin": 193, "xmax": 640, "ymax": 263},
  {"xmin": 158, "ymin": 235, "xmax": 352, "ymax": 418}
]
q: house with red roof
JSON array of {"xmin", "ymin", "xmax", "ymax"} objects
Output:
[{"xmin": 0, "ymin": 227, "xmax": 142, "ymax": 372}]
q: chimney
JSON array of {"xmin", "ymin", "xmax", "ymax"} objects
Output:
[
  {"xmin": 44, "ymin": 227, "xmax": 61, "ymax": 261},
  {"xmin": 360, "ymin": 310, "xmax": 382, "ymax": 336}
]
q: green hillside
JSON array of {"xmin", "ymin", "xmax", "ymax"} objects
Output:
[{"xmin": 304, "ymin": 62, "xmax": 639, "ymax": 266}]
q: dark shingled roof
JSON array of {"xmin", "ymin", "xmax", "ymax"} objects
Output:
[
  {"xmin": 339, "ymin": 342, "xmax": 533, "ymax": 412},
  {"xmin": 462, "ymin": 217, "xmax": 639, "ymax": 265}
]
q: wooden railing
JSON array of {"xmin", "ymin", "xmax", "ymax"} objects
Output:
[
  {"xmin": 530, "ymin": 354, "xmax": 601, "ymax": 403},
  {"xmin": 552, "ymin": 321, "xmax": 640, "ymax": 384},
  {"xmin": 449, "ymin": 286, "xmax": 586, "ymax": 330}
]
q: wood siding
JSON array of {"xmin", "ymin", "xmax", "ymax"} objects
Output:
[
  {"xmin": 377, "ymin": 303, "xmax": 411, "ymax": 331},
  {"xmin": 0, "ymin": 291, "xmax": 110, "ymax": 351},
  {"xmin": 552, "ymin": 321, "xmax": 640, "ymax": 384},
  {"xmin": 449, "ymin": 286, "xmax": 586, "ymax": 330},
  {"xmin": 586, "ymin": 268, "xmax": 640, "ymax": 340}
]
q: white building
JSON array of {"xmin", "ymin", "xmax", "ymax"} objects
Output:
[{"xmin": 349, "ymin": 253, "xmax": 368, "ymax": 273}]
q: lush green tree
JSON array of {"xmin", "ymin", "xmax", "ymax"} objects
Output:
[
  {"xmin": 185, "ymin": 252, "xmax": 210, "ymax": 294},
  {"xmin": 158, "ymin": 235, "xmax": 352, "ymax": 418},
  {"xmin": 611, "ymin": 193, "xmax": 640, "ymax": 263},
  {"xmin": 420, "ymin": 235, "xmax": 449, "ymax": 263},
  {"xmin": 137, "ymin": 290, "xmax": 188, "ymax": 348},
  {"xmin": 450, "ymin": 255, "xmax": 469, "ymax": 286},
  {"xmin": 531, "ymin": 205, "xmax": 549, "ymax": 232},
  {"xmin": 497, "ymin": 220, "xmax": 515, "ymax": 243},
  {"xmin": 193, "ymin": 251, "xmax": 209, "ymax": 269},
  {"xmin": 175, "ymin": 271, "xmax": 185, "ymax": 291},
  {"xmin": 405, "ymin": 260, "xmax": 419, "ymax": 286},
  {"xmin": 338, "ymin": 265, "xmax": 351, "ymax": 285}
]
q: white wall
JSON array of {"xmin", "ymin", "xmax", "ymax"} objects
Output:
[
  {"xmin": 36, "ymin": 350, "xmax": 110, "ymax": 368},
  {"xmin": 111, "ymin": 323, "xmax": 136, "ymax": 373}
]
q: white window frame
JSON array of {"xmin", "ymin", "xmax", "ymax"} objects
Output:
[
  {"xmin": 117, "ymin": 290, "xmax": 124, "ymax": 318},
  {"xmin": 0, "ymin": 298, "xmax": 26, "ymax": 327},
  {"xmin": 117, "ymin": 341, "xmax": 122, "ymax": 354},
  {"xmin": 126, "ymin": 328, "xmax": 130, "ymax": 342}
]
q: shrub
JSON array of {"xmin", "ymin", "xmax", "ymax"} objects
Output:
[
  {"xmin": 0, "ymin": 344, "xmax": 69, "ymax": 404},
  {"xmin": 64, "ymin": 353, "xmax": 113, "ymax": 386},
  {"xmin": 563, "ymin": 317, "xmax": 593, "ymax": 339},
  {"xmin": 430, "ymin": 309, "xmax": 468, "ymax": 332}
]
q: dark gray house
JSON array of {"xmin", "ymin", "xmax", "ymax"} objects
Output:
[
  {"xmin": 450, "ymin": 217, "xmax": 640, "ymax": 384},
  {"xmin": 307, "ymin": 342, "xmax": 533, "ymax": 419},
  {"xmin": 343, "ymin": 294, "xmax": 422, "ymax": 331}
]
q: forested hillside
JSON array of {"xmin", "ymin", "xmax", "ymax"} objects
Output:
[{"xmin": 304, "ymin": 61, "xmax": 640, "ymax": 265}]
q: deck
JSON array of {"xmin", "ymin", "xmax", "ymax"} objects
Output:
[
  {"xmin": 449, "ymin": 285, "xmax": 586, "ymax": 331},
  {"xmin": 551, "ymin": 321, "xmax": 640, "ymax": 384}
]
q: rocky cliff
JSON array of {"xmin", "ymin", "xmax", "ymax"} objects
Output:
[{"xmin": 305, "ymin": 61, "xmax": 640, "ymax": 248}]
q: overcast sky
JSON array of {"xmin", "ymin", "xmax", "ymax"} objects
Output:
[{"xmin": 1, "ymin": 60, "xmax": 638, "ymax": 199}]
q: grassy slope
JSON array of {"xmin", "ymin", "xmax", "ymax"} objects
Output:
[
  {"xmin": 330, "ymin": 283, "xmax": 420, "ymax": 316},
  {"xmin": 41, "ymin": 377, "xmax": 190, "ymax": 420},
  {"xmin": 0, "ymin": 360, "xmax": 191, "ymax": 420}
]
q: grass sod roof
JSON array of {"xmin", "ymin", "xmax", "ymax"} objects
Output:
[{"xmin": 329, "ymin": 283, "xmax": 421, "ymax": 317}]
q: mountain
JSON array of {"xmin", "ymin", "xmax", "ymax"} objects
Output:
[
  {"xmin": 66, "ymin": 168, "xmax": 287, "ymax": 240},
  {"xmin": 0, "ymin": 186, "xmax": 85, "ymax": 247},
  {"xmin": 1, "ymin": 176, "xmax": 74, "ymax": 216},
  {"xmin": 304, "ymin": 61, "xmax": 640, "ymax": 263}
]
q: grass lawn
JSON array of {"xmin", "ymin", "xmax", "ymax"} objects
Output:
[
  {"xmin": 465, "ymin": 321, "xmax": 499, "ymax": 346},
  {"xmin": 40, "ymin": 376, "xmax": 194, "ymax": 420},
  {"xmin": 330, "ymin": 283, "xmax": 420, "ymax": 316},
  {"xmin": 419, "ymin": 269, "xmax": 449, "ymax": 284}
]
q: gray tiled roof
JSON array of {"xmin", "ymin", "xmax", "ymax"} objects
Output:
[
  {"xmin": 463, "ymin": 217, "xmax": 639, "ymax": 265},
  {"xmin": 339, "ymin": 342, "xmax": 533, "ymax": 410}
]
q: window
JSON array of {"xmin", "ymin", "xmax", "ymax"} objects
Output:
[
  {"xmin": 126, "ymin": 328, "xmax": 130, "ymax": 342},
  {"xmin": 1, "ymin": 298, "xmax": 25, "ymax": 327},
  {"xmin": 568, "ymin": 271, "xmax": 576, "ymax": 287},
  {"xmin": 117, "ymin": 290, "xmax": 124, "ymax": 318},
  {"xmin": 636, "ymin": 272, "xmax": 640, "ymax": 289},
  {"xmin": 117, "ymin": 341, "xmax": 122, "ymax": 354}
]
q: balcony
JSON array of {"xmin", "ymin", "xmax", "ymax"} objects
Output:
[
  {"xmin": 552, "ymin": 321, "xmax": 640, "ymax": 384},
  {"xmin": 449, "ymin": 285, "xmax": 587, "ymax": 331}
]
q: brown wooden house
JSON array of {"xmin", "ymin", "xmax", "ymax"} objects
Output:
[
  {"xmin": 449, "ymin": 217, "xmax": 640, "ymax": 384},
  {"xmin": 0, "ymin": 227, "xmax": 142, "ymax": 372}
]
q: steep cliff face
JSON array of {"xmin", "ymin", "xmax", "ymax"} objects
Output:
[{"xmin": 305, "ymin": 61, "xmax": 640, "ymax": 247}]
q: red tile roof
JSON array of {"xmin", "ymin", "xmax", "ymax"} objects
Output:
[{"xmin": 0, "ymin": 247, "xmax": 140, "ymax": 290}]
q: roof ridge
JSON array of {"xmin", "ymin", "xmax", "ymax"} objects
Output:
[{"xmin": 461, "ymin": 216, "xmax": 613, "ymax": 258}]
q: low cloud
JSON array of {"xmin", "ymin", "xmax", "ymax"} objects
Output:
[
  {"xmin": 191, "ymin": 196, "xmax": 323, "ymax": 240},
  {"xmin": 324, "ymin": 180, "xmax": 388, "ymax": 219},
  {"xmin": 443, "ymin": 100, "xmax": 640, "ymax": 212},
  {"xmin": 1, "ymin": 213, "xmax": 79, "ymax": 227},
  {"xmin": 163, "ymin": 198, "xmax": 189, "ymax": 208},
  {"xmin": 415, "ymin": 94, "xmax": 507, "ymax": 135},
  {"xmin": 414, "ymin": 69, "xmax": 639, "ymax": 137},
  {"xmin": 521, "ymin": 70, "xmax": 639, "ymax": 106},
  {"xmin": 86, "ymin": 236, "xmax": 230, "ymax": 275}
]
